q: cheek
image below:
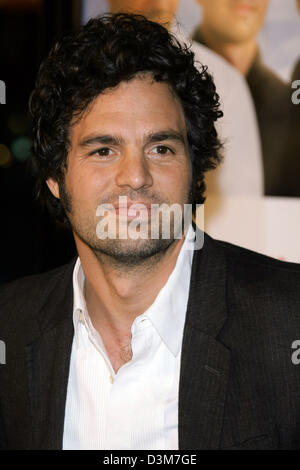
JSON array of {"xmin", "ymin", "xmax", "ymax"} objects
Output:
[
  {"xmin": 65, "ymin": 167, "xmax": 102, "ymax": 208},
  {"xmin": 156, "ymin": 163, "xmax": 191, "ymax": 199}
]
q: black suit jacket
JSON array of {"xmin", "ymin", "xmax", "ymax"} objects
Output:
[{"xmin": 1, "ymin": 233, "xmax": 300, "ymax": 450}]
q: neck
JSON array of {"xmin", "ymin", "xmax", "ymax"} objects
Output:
[
  {"xmin": 200, "ymin": 25, "xmax": 258, "ymax": 76},
  {"xmin": 74, "ymin": 234, "xmax": 185, "ymax": 337}
]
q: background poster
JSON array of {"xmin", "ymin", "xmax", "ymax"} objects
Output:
[{"xmin": 83, "ymin": 0, "xmax": 300, "ymax": 81}]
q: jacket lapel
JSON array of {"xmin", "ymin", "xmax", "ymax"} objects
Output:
[
  {"xmin": 25, "ymin": 260, "xmax": 75, "ymax": 449},
  {"xmin": 179, "ymin": 232, "xmax": 231, "ymax": 449}
]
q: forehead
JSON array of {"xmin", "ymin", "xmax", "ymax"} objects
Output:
[
  {"xmin": 71, "ymin": 76, "xmax": 186, "ymax": 141},
  {"xmin": 108, "ymin": 0, "xmax": 178, "ymax": 11}
]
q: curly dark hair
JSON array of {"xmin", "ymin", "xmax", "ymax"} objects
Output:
[{"xmin": 29, "ymin": 13, "xmax": 223, "ymax": 224}]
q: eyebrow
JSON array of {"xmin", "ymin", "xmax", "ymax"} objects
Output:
[
  {"xmin": 79, "ymin": 135, "xmax": 124, "ymax": 147},
  {"xmin": 146, "ymin": 131, "xmax": 186, "ymax": 146},
  {"xmin": 78, "ymin": 129, "xmax": 186, "ymax": 148}
]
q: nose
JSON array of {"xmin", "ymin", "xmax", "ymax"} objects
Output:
[{"xmin": 115, "ymin": 149, "xmax": 153, "ymax": 191}]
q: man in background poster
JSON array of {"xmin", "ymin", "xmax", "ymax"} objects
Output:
[
  {"xmin": 107, "ymin": 0, "xmax": 263, "ymax": 198},
  {"xmin": 193, "ymin": 0, "xmax": 300, "ymax": 196},
  {"xmin": 291, "ymin": 0, "xmax": 300, "ymax": 82}
]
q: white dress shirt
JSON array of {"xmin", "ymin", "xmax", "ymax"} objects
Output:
[{"xmin": 63, "ymin": 225, "xmax": 195, "ymax": 450}]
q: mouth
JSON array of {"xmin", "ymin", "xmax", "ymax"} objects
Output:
[
  {"xmin": 233, "ymin": 2, "xmax": 257, "ymax": 14},
  {"xmin": 113, "ymin": 201, "xmax": 156, "ymax": 220}
]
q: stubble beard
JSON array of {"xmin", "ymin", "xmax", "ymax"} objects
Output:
[{"xmin": 59, "ymin": 181, "xmax": 192, "ymax": 269}]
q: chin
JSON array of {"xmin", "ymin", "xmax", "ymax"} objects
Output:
[{"xmin": 92, "ymin": 237, "xmax": 176, "ymax": 265}]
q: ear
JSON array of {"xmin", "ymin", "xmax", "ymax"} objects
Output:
[{"xmin": 46, "ymin": 177, "xmax": 60, "ymax": 199}]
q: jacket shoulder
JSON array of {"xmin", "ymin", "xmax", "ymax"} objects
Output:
[
  {"xmin": 215, "ymin": 238, "xmax": 300, "ymax": 275},
  {"xmin": 0, "ymin": 260, "xmax": 76, "ymax": 323},
  {"xmin": 212, "ymin": 237, "xmax": 300, "ymax": 326}
]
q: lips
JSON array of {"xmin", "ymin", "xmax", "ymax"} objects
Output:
[
  {"xmin": 113, "ymin": 201, "xmax": 152, "ymax": 209},
  {"xmin": 113, "ymin": 201, "xmax": 154, "ymax": 219},
  {"xmin": 234, "ymin": 2, "xmax": 256, "ymax": 14}
]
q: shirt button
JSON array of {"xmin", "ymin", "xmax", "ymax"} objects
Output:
[
  {"xmin": 109, "ymin": 376, "xmax": 114, "ymax": 384},
  {"xmin": 80, "ymin": 313, "xmax": 85, "ymax": 325}
]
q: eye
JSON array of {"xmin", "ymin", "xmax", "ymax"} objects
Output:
[
  {"xmin": 152, "ymin": 145, "xmax": 174, "ymax": 155},
  {"xmin": 90, "ymin": 147, "xmax": 114, "ymax": 158}
]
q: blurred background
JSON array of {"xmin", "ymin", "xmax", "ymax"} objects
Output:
[
  {"xmin": 0, "ymin": 0, "xmax": 300, "ymax": 283},
  {"xmin": 0, "ymin": 0, "xmax": 80, "ymax": 283}
]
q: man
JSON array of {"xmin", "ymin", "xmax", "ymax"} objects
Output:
[
  {"xmin": 1, "ymin": 13, "xmax": 300, "ymax": 450},
  {"xmin": 107, "ymin": 0, "xmax": 263, "ymax": 197},
  {"xmin": 193, "ymin": 0, "xmax": 299, "ymax": 196}
]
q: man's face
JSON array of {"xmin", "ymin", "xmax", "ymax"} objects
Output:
[
  {"xmin": 198, "ymin": 0, "xmax": 269, "ymax": 44},
  {"xmin": 108, "ymin": 0, "xmax": 179, "ymax": 26},
  {"xmin": 47, "ymin": 75, "xmax": 192, "ymax": 265}
]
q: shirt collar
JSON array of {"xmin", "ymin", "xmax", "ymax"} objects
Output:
[
  {"xmin": 138, "ymin": 223, "xmax": 195, "ymax": 356},
  {"xmin": 72, "ymin": 257, "xmax": 88, "ymax": 344},
  {"xmin": 72, "ymin": 223, "xmax": 195, "ymax": 357}
]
